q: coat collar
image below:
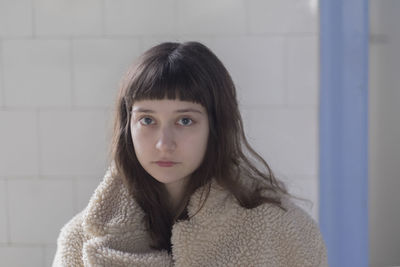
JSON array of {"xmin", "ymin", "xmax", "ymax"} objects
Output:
[{"xmin": 82, "ymin": 165, "xmax": 231, "ymax": 238}]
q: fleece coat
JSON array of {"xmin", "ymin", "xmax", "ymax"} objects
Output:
[{"xmin": 52, "ymin": 166, "xmax": 328, "ymax": 266}]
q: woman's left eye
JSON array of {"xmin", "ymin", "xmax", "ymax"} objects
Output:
[
  {"xmin": 139, "ymin": 117, "xmax": 155, "ymax": 125},
  {"xmin": 178, "ymin": 117, "xmax": 194, "ymax": 126}
]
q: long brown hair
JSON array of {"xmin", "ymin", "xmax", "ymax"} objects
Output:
[{"xmin": 108, "ymin": 41, "xmax": 289, "ymax": 253}]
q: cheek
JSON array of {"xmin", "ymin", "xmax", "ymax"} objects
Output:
[
  {"xmin": 182, "ymin": 128, "xmax": 209, "ymax": 155},
  {"xmin": 130, "ymin": 125, "xmax": 152, "ymax": 156}
]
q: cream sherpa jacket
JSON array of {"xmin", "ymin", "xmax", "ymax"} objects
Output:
[{"xmin": 53, "ymin": 167, "xmax": 328, "ymax": 266}]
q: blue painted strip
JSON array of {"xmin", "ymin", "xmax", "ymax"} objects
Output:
[{"xmin": 319, "ymin": 1, "xmax": 369, "ymax": 267}]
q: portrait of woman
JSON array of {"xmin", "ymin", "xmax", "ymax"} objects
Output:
[{"xmin": 52, "ymin": 41, "xmax": 327, "ymax": 266}]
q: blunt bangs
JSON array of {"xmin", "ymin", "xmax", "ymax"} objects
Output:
[{"xmin": 128, "ymin": 46, "xmax": 210, "ymax": 109}]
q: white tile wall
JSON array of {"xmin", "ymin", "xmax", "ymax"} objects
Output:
[
  {"xmin": 39, "ymin": 110, "xmax": 109, "ymax": 177},
  {"xmin": 3, "ymin": 40, "xmax": 71, "ymax": 108},
  {"xmin": 44, "ymin": 245, "xmax": 57, "ymax": 267},
  {"xmin": 0, "ymin": 41, "xmax": 4, "ymax": 107},
  {"xmin": 0, "ymin": 1, "xmax": 320, "ymax": 265},
  {"xmin": 241, "ymin": 106, "xmax": 319, "ymax": 220},
  {"xmin": 241, "ymin": 106, "xmax": 319, "ymax": 221},
  {"xmin": 104, "ymin": 107, "xmax": 115, "ymax": 148},
  {"xmin": 104, "ymin": 0, "xmax": 176, "ymax": 35},
  {"xmin": 280, "ymin": 174, "xmax": 319, "ymax": 221},
  {"xmin": 287, "ymin": 35, "xmax": 318, "ymax": 106},
  {"xmin": 0, "ymin": 246, "xmax": 43, "ymax": 267},
  {"xmin": 34, "ymin": 0, "xmax": 103, "ymax": 36},
  {"xmin": 0, "ymin": 180, "xmax": 7, "ymax": 243},
  {"xmin": 0, "ymin": 0, "xmax": 33, "ymax": 37},
  {"xmin": 248, "ymin": 0, "xmax": 318, "ymax": 34},
  {"xmin": 243, "ymin": 107, "xmax": 318, "ymax": 177},
  {"xmin": 140, "ymin": 36, "xmax": 215, "ymax": 55},
  {"xmin": 177, "ymin": 0, "xmax": 246, "ymax": 35},
  {"xmin": 0, "ymin": 111, "xmax": 39, "ymax": 177},
  {"xmin": 211, "ymin": 36, "xmax": 285, "ymax": 106},
  {"xmin": 8, "ymin": 179, "xmax": 75, "ymax": 243},
  {"xmin": 72, "ymin": 38, "xmax": 141, "ymax": 107},
  {"xmin": 76, "ymin": 177, "xmax": 102, "ymax": 212}
]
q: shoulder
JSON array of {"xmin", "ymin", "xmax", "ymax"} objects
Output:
[
  {"xmin": 241, "ymin": 196, "xmax": 328, "ymax": 266},
  {"xmin": 52, "ymin": 210, "xmax": 88, "ymax": 267}
]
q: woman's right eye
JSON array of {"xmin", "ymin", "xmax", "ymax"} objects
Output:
[{"xmin": 139, "ymin": 117, "xmax": 154, "ymax": 125}]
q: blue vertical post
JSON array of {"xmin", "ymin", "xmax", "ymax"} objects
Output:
[{"xmin": 319, "ymin": 1, "xmax": 369, "ymax": 267}]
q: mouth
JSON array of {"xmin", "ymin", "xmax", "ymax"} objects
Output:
[{"xmin": 155, "ymin": 161, "xmax": 178, "ymax": 167}]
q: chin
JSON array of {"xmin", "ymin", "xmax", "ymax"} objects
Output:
[
  {"xmin": 158, "ymin": 178, "xmax": 184, "ymax": 184},
  {"xmin": 154, "ymin": 174, "xmax": 189, "ymax": 185},
  {"xmin": 148, "ymin": 174, "xmax": 179, "ymax": 184}
]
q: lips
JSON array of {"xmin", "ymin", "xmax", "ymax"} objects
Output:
[{"xmin": 155, "ymin": 161, "xmax": 177, "ymax": 167}]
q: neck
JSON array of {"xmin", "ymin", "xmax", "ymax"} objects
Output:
[{"xmin": 164, "ymin": 177, "xmax": 188, "ymax": 212}]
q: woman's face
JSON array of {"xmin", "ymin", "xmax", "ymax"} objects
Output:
[{"xmin": 130, "ymin": 98, "xmax": 209, "ymax": 188}]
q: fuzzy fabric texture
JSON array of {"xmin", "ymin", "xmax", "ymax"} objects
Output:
[{"xmin": 52, "ymin": 166, "xmax": 328, "ymax": 266}]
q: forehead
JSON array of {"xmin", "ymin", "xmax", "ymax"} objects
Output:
[{"xmin": 131, "ymin": 99, "xmax": 206, "ymax": 114}]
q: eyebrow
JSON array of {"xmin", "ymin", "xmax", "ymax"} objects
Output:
[{"xmin": 132, "ymin": 107, "xmax": 204, "ymax": 115}]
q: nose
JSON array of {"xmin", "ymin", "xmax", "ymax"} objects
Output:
[{"xmin": 155, "ymin": 127, "xmax": 176, "ymax": 152}]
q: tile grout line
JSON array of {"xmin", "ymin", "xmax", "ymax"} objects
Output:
[
  {"xmin": 243, "ymin": 0, "xmax": 251, "ymax": 36},
  {"xmin": 0, "ymin": 33, "xmax": 317, "ymax": 40},
  {"xmin": 31, "ymin": 0, "xmax": 36, "ymax": 38},
  {"xmin": 69, "ymin": 38, "xmax": 75, "ymax": 109},
  {"xmin": 4, "ymin": 179, "xmax": 11, "ymax": 245},
  {"xmin": 282, "ymin": 35, "xmax": 289, "ymax": 108},
  {"xmin": 41, "ymin": 244, "xmax": 47, "ymax": 267},
  {"xmin": 37, "ymin": 108, "xmax": 42, "ymax": 179},
  {"xmin": 101, "ymin": 0, "xmax": 106, "ymax": 37},
  {"xmin": 173, "ymin": 0, "xmax": 178, "ymax": 37},
  {"xmin": 73, "ymin": 177, "xmax": 79, "ymax": 214},
  {"xmin": 0, "ymin": 40, "xmax": 5, "ymax": 108}
]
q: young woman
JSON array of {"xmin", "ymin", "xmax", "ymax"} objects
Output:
[{"xmin": 53, "ymin": 41, "xmax": 328, "ymax": 266}]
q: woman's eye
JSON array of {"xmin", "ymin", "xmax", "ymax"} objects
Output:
[
  {"xmin": 138, "ymin": 117, "xmax": 194, "ymax": 126},
  {"xmin": 178, "ymin": 117, "xmax": 193, "ymax": 126},
  {"xmin": 139, "ymin": 117, "xmax": 154, "ymax": 125}
]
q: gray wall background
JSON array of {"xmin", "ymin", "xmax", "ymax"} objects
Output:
[
  {"xmin": 0, "ymin": 0, "xmax": 319, "ymax": 266},
  {"xmin": 369, "ymin": 1, "xmax": 400, "ymax": 266}
]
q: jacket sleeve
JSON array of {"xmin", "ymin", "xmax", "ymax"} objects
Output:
[
  {"xmin": 52, "ymin": 210, "xmax": 88, "ymax": 267},
  {"xmin": 279, "ymin": 202, "xmax": 329, "ymax": 267}
]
